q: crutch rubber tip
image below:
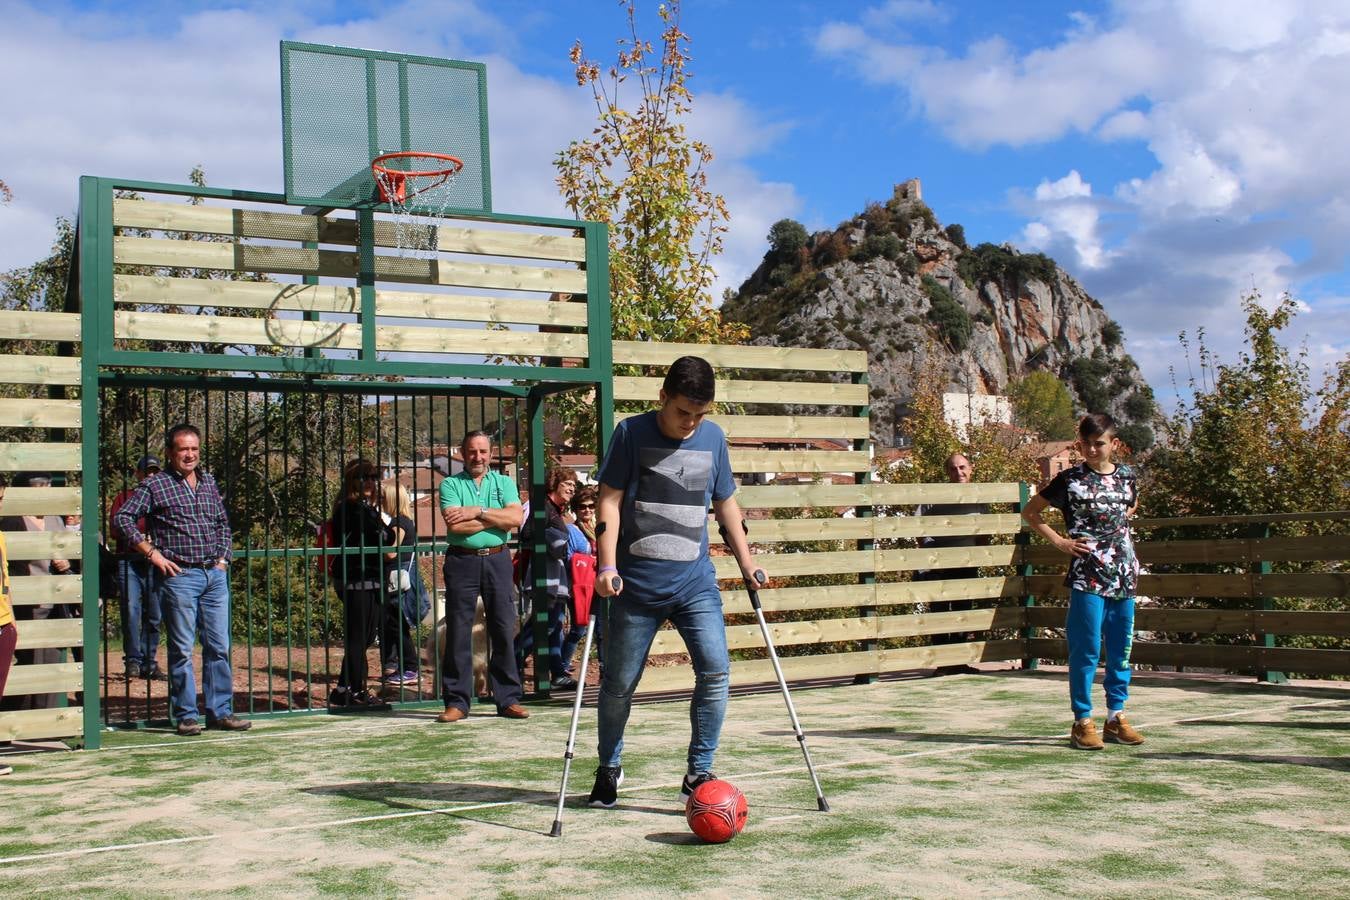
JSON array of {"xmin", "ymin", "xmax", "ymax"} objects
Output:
[
  {"xmin": 549, "ymin": 821, "xmax": 562, "ymax": 837},
  {"xmin": 817, "ymin": 798, "xmax": 830, "ymax": 812}
]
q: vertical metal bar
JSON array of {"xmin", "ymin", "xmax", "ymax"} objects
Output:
[
  {"xmin": 301, "ymin": 388, "xmax": 314, "ymax": 709},
  {"xmin": 262, "ymin": 391, "xmax": 274, "ymax": 713},
  {"xmin": 244, "ymin": 389, "xmax": 255, "ymax": 714},
  {"xmin": 851, "ymin": 368, "xmax": 876, "ymax": 685},
  {"xmin": 584, "ymin": 222, "xmax": 615, "ymax": 452},
  {"xmin": 1018, "ymin": 481, "xmax": 1039, "ymax": 671},
  {"xmin": 357, "ymin": 209, "xmax": 377, "ymax": 362},
  {"xmin": 1252, "ymin": 521, "xmax": 1285, "ymax": 683},
  {"xmin": 528, "ymin": 386, "xmax": 550, "ymax": 694},
  {"xmin": 282, "ymin": 389, "xmax": 294, "ymax": 711},
  {"xmin": 475, "ymin": 62, "xmax": 493, "ymax": 211},
  {"xmin": 78, "ymin": 176, "xmax": 110, "ymax": 748}
]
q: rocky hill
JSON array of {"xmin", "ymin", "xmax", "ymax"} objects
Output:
[{"xmin": 720, "ymin": 179, "xmax": 1157, "ymax": 450}]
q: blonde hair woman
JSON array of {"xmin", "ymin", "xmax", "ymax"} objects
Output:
[{"xmin": 379, "ymin": 480, "xmax": 423, "ymax": 686}]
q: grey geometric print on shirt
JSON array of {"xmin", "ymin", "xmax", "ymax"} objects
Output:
[{"xmin": 630, "ymin": 446, "xmax": 711, "ymax": 561}]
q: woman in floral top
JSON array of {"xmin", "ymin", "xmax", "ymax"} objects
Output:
[{"xmin": 1023, "ymin": 413, "xmax": 1145, "ymax": 751}]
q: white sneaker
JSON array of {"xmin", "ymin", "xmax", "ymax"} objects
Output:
[{"xmin": 0, "ymin": 764, "xmax": 12, "ymax": 776}]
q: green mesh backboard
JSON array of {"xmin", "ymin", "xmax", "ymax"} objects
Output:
[{"xmin": 281, "ymin": 41, "xmax": 491, "ymax": 211}]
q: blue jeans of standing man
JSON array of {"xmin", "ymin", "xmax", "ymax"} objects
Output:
[
  {"xmin": 1066, "ymin": 588, "xmax": 1135, "ymax": 720},
  {"xmin": 159, "ymin": 567, "xmax": 235, "ymax": 723},
  {"xmin": 597, "ymin": 584, "xmax": 729, "ymax": 776},
  {"xmin": 118, "ymin": 557, "xmax": 159, "ymax": 672}
]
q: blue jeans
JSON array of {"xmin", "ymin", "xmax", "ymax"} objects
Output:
[
  {"xmin": 118, "ymin": 558, "xmax": 160, "ymax": 671},
  {"xmin": 597, "ymin": 584, "xmax": 729, "ymax": 775},
  {"xmin": 516, "ymin": 598, "xmax": 588, "ymax": 679},
  {"xmin": 1066, "ymin": 588, "xmax": 1135, "ymax": 720},
  {"xmin": 159, "ymin": 567, "xmax": 234, "ymax": 723}
]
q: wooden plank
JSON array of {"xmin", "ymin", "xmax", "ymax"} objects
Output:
[
  {"xmin": 876, "ymin": 606, "xmax": 1026, "ymax": 639},
  {"xmin": 867, "ymin": 482, "xmax": 1024, "ymax": 505},
  {"xmin": 613, "ymin": 375, "xmax": 869, "ymax": 406},
  {"xmin": 618, "ymin": 412, "xmax": 869, "ymax": 440},
  {"xmin": 376, "ymin": 290, "xmax": 588, "ymax": 327},
  {"xmin": 113, "ymin": 199, "xmax": 587, "ymax": 261},
  {"xmin": 1258, "ymin": 646, "xmax": 1350, "ymax": 676},
  {"xmin": 0, "ymin": 706, "xmax": 82, "ymax": 741},
  {"xmin": 114, "ymin": 236, "xmax": 590, "ymax": 293},
  {"xmin": 0, "ymin": 397, "xmax": 82, "ymax": 429},
  {"xmin": 730, "ymin": 450, "xmax": 871, "ymax": 474},
  {"xmin": 115, "ymin": 274, "xmax": 591, "ymax": 327},
  {"xmin": 0, "ymin": 355, "xmax": 81, "ymax": 386},
  {"xmin": 374, "ymin": 324, "xmax": 587, "ymax": 357},
  {"xmin": 116, "ymin": 275, "xmax": 359, "ymax": 314},
  {"xmin": 876, "ymin": 544, "xmax": 1020, "ymax": 572},
  {"xmin": 1257, "ymin": 573, "xmax": 1350, "ymax": 598},
  {"xmin": 873, "ymin": 513, "xmax": 1024, "ymax": 540},
  {"xmin": 1253, "ymin": 535, "xmax": 1350, "ymax": 563},
  {"xmin": 715, "ymin": 517, "xmax": 875, "ymax": 544},
  {"xmin": 114, "ymin": 310, "xmax": 362, "ymax": 350},
  {"xmin": 879, "ymin": 638, "xmax": 1024, "ymax": 671},
  {"xmin": 737, "ymin": 483, "xmax": 876, "ymax": 509},
  {"xmin": 1025, "ymin": 574, "xmax": 1252, "ymax": 599},
  {"xmin": 12, "ymin": 617, "xmax": 84, "ymax": 650},
  {"xmin": 0, "ymin": 443, "xmax": 81, "ymax": 472},
  {"xmin": 1, "ymin": 662, "xmax": 82, "ymax": 696},
  {"xmin": 8, "ymin": 574, "xmax": 82, "ymax": 606},
  {"xmin": 611, "ymin": 340, "xmax": 868, "ymax": 373},
  {"xmin": 1129, "ymin": 608, "xmax": 1350, "ymax": 637},
  {"xmin": 713, "ymin": 549, "xmax": 874, "ymax": 579},
  {"xmin": 2, "ymin": 530, "xmax": 83, "ymax": 560},
  {"xmin": 650, "ymin": 616, "xmax": 879, "ymax": 655},
  {"xmin": 0, "ymin": 486, "xmax": 81, "ymax": 516},
  {"xmin": 0, "ymin": 310, "xmax": 81, "ymax": 342},
  {"xmin": 720, "ymin": 583, "xmax": 877, "ymax": 616},
  {"xmin": 635, "ymin": 649, "xmax": 881, "ymax": 694},
  {"xmin": 434, "ymin": 226, "xmax": 587, "ymax": 262},
  {"xmin": 1133, "ymin": 510, "xmax": 1350, "ymax": 528},
  {"xmin": 874, "ymin": 577, "xmax": 1024, "ymax": 607}
]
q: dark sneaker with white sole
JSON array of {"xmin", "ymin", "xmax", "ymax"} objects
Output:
[
  {"xmin": 588, "ymin": 766, "xmax": 623, "ymax": 809},
  {"xmin": 680, "ymin": 771, "xmax": 717, "ymax": 801}
]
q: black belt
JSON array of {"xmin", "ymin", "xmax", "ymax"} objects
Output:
[
  {"xmin": 170, "ymin": 559, "xmax": 217, "ymax": 569},
  {"xmin": 447, "ymin": 545, "xmax": 507, "ymax": 557}
]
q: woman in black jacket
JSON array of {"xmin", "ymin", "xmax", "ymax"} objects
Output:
[{"xmin": 329, "ymin": 459, "xmax": 392, "ymax": 711}]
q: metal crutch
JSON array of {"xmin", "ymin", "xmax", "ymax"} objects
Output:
[
  {"xmin": 548, "ymin": 577, "xmax": 614, "ymax": 837},
  {"xmin": 723, "ymin": 523, "xmax": 830, "ymax": 812}
]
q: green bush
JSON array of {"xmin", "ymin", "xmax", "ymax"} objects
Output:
[
  {"xmin": 767, "ymin": 218, "xmax": 808, "ymax": 256},
  {"xmin": 1124, "ymin": 388, "xmax": 1156, "ymax": 421},
  {"xmin": 1068, "ymin": 354, "xmax": 1112, "ymax": 412},
  {"xmin": 922, "ymin": 275, "xmax": 972, "ymax": 351},
  {"xmin": 957, "ymin": 242, "xmax": 1057, "ymax": 289},
  {"xmin": 1102, "ymin": 319, "xmax": 1123, "ymax": 348},
  {"xmin": 945, "ymin": 223, "xmax": 967, "ymax": 248},
  {"xmin": 896, "ymin": 252, "xmax": 919, "ymax": 277},
  {"xmin": 1115, "ymin": 423, "xmax": 1154, "ymax": 452},
  {"xmin": 856, "ymin": 232, "xmax": 904, "ymax": 262}
]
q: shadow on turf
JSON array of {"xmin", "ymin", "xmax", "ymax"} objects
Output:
[
  {"xmin": 1181, "ymin": 718, "xmax": 1350, "ymax": 730},
  {"xmin": 773, "ymin": 726, "xmax": 1062, "ymax": 747},
  {"xmin": 645, "ymin": 832, "xmax": 703, "ymax": 845},
  {"xmin": 304, "ymin": 781, "xmax": 688, "ymax": 823},
  {"xmin": 1136, "ymin": 751, "xmax": 1350, "ymax": 771}
]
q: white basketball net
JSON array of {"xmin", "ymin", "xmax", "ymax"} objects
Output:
[{"xmin": 372, "ymin": 159, "xmax": 461, "ymax": 260}]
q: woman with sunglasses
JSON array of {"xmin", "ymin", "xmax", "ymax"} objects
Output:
[{"xmin": 329, "ymin": 459, "xmax": 392, "ymax": 711}]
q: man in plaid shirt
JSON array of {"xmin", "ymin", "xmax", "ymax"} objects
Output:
[{"xmin": 113, "ymin": 424, "xmax": 251, "ymax": 736}]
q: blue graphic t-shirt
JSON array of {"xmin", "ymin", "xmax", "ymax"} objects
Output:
[
  {"xmin": 598, "ymin": 411, "xmax": 736, "ymax": 604},
  {"xmin": 1039, "ymin": 462, "xmax": 1139, "ymax": 598}
]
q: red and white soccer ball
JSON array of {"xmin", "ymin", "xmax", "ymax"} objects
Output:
[{"xmin": 685, "ymin": 779, "xmax": 748, "ymax": 843}]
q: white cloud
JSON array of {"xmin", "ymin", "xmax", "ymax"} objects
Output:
[
  {"xmin": 0, "ymin": 0, "xmax": 794, "ymax": 311},
  {"xmin": 817, "ymin": 1, "xmax": 1350, "ymax": 393}
]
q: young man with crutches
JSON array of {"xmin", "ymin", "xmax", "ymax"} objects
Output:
[{"xmin": 586, "ymin": 356, "xmax": 763, "ymax": 809}]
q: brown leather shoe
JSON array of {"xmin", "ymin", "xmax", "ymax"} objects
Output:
[
  {"xmin": 436, "ymin": 706, "xmax": 468, "ymax": 723},
  {"xmin": 209, "ymin": 714, "xmax": 252, "ymax": 732},
  {"xmin": 497, "ymin": 704, "xmax": 530, "ymax": 719}
]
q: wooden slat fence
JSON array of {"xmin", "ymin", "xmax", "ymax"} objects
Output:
[{"xmin": 0, "ymin": 309, "xmax": 85, "ymax": 742}]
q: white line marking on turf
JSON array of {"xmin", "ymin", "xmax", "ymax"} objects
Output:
[{"xmin": 0, "ymin": 696, "xmax": 1339, "ymax": 867}]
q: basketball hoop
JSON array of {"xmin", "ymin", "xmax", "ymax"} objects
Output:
[{"xmin": 370, "ymin": 151, "xmax": 465, "ymax": 258}]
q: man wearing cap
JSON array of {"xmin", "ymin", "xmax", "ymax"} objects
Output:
[
  {"xmin": 436, "ymin": 429, "xmax": 528, "ymax": 722},
  {"xmin": 109, "ymin": 455, "xmax": 165, "ymax": 680},
  {"xmin": 112, "ymin": 424, "xmax": 250, "ymax": 736}
]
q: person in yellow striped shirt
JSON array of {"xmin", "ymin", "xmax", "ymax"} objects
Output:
[{"xmin": 0, "ymin": 473, "xmax": 17, "ymax": 776}]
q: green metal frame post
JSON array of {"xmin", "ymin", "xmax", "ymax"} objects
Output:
[
  {"xmin": 526, "ymin": 385, "xmax": 551, "ymax": 694},
  {"xmin": 852, "ymin": 370, "xmax": 876, "ymax": 684},
  {"xmin": 1017, "ymin": 481, "xmax": 1038, "ymax": 671},
  {"xmin": 1251, "ymin": 522, "xmax": 1286, "ymax": 683}
]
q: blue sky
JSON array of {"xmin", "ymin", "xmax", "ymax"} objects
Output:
[{"xmin": 2, "ymin": 0, "xmax": 1347, "ymax": 399}]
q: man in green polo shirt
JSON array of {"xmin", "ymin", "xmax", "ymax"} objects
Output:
[{"xmin": 436, "ymin": 430, "xmax": 529, "ymax": 722}]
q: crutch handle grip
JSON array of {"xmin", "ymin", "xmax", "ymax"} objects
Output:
[
  {"xmin": 752, "ymin": 569, "xmax": 767, "ymax": 586},
  {"xmin": 610, "ymin": 575, "xmax": 623, "ymax": 594}
]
